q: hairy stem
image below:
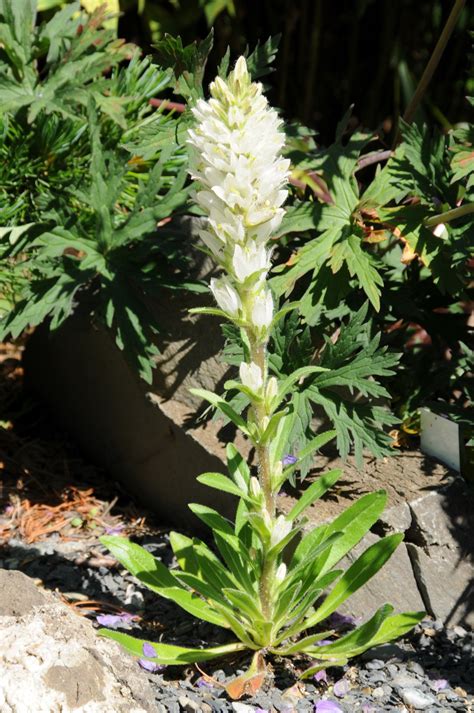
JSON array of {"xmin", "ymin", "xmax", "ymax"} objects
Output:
[{"xmin": 248, "ymin": 335, "xmax": 276, "ymax": 622}]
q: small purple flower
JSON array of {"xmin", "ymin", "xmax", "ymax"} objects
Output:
[
  {"xmin": 314, "ymin": 701, "xmax": 343, "ymax": 713},
  {"xmin": 315, "ymin": 639, "xmax": 333, "ymax": 646},
  {"xmin": 282, "ymin": 454, "xmax": 298, "ymax": 466},
  {"xmin": 104, "ymin": 523, "xmax": 125, "ymax": 535},
  {"xmin": 431, "ymin": 678, "xmax": 449, "ymax": 692},
  {"xmin": 314, "ymin": 670, "xmax": 327, "ymax": 683},
  {"xmin": 138, "ymin": 658, "xmax": 164, "ymax": 673},
  {"xmin": 196, "ymin": 678, "xmax": 214, "ymax": 689},
  {"xmin": 333, "ymin": 678, "xmax": 350, "ymax": 698},
  {"xmin": 142, "ymin": 642, "xmax": 156, "ymax": 658},
  {"xmin": 96, "ymin": 612, "xmax": 135, "ymax": 629}
]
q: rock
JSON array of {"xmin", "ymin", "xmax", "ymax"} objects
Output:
[
  {"xmin": 392, "ymin": 672, "xmax": 423, "ymax": 689},
  {"xmin": 377, "ymin": 501, "xmax": 412, "ymax": 534},
  {"xmin": 337, "ymin": 533, "xmax": 425, "ymax": 619},
  {"xmin": 0, "ymin": 569, "xmax": 47, "ymax": 616},
  {"xmin": 401, "ymin": 688, "xmax": 435, "ymax": 710},
  {"xmin": 179, "ymin": 695, "xmax": 211, "ymax": 712},
  {"xmin": 0, "ymin": 570, "xmax": 156, "ymax": 712},
  {"xmin": 405, "ymin": 478, "xmax": 474, "ymax": 628}
]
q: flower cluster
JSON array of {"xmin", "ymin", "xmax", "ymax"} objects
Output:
[{"xmin": 187, "ymin": 57, "xmax": 290, "ymax": 352}]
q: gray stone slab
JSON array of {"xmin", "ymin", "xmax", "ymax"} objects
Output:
[{"xmin": 407, "ymin": 542, "xmax": 474, "ymax": 628}]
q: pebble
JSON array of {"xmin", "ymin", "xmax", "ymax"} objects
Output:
[
  {"xmin": 407, "ymin": 661, "xmax": 425, "ymax": 676},
  {"xmin": 401, "ymin": 688, "xmax": 435, "ymax": 709},
  {"xmin": 365, "ymin": 659, "xmax": 385, "ymax": 670},
  {"xmin": 392, "ymin": 673, "xmax": 423, "ymax": 689}
]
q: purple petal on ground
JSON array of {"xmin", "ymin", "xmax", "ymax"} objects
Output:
[
  {"xmin": 138, "ymin": 658, "xmax": 163, "ymax": 672},
  {"xmin": 314, "ymin": 670, "xmax": 328, "ymax": 683},
  {"xmin": 314, "ymin": 701, "xmax": 343, "ymax": 713},
  {"xmin": 328, "ymin": 612, "xmax": 356, "ymax": 627},
  {"xmin": 431, "ymin": 678, "xmax": 449, "ymax": 692},
  {"xmin": 333, "ymin": 678, "xmax": 350, "ymax": 698},
  {"xmin": 96, "ymin": 613, "xmax": 134, "ymax": 629},
  {"xmin": 142, "ymin": 642, "xmax": 156, "ymax": 657},
  {"xmin": 104, "ymin": 523, "xmax": 125, "ymax": 535},
  {"xmin": 196, "ymin": 678, "xmax": 214, "ymax": 689},
  {"xmin": 282, "ymin": 454, "xmax": 298, "ymax": 466}
]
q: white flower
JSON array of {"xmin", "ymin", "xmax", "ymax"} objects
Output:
[
  {"xmin": 265, "ymin": 376, "xmax": 278, "ymax": 403},
  {"xmin": 186, "ymin": 57, "xmax": 289, "ymax": 255},
  {"xmin": 250, "ymin": 290, "xmax": 273, "ymax": 330},
  {"xmin": 239, "ymin": 361, "xmax": 263, "ymax": 392},
  {"xmin": 210, "ymin": 277, "xmax": 241, "ymax": 316},
  {"xmin": 270, "ymin": 516, "xmax": 292, "ymax": 548},
  {"xmin": 232, "ymin": 244, "xmax": 269, "ymax": 283}
]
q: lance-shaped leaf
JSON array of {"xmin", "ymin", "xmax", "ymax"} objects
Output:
[
  {"xmin": 286, "ymin": 469, "xmax": 342, "ymax": 521},
  {"xmin": 100, "ymin": 536, "xmax": 227, "ymax": 626},
  {"xmin": 190, "ymin": 388, "xmax": 251, "ymax": 435},
  {"xmin": 306, "ymin": 533, "xmax": 403, "ymax": 627},
  {"xmin": 100, "ymin": 629, "xmax": 246, "ymax": 665}
]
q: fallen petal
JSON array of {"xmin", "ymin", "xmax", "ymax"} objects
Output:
[
  {"xmin": 314, "ymin": 701, "xmax": 343, "ymax": 713},
  {"xmin": 138, "ymin": 658, "xmax": 163, "ymax": 673},
  {"xmin": 333, "ymin": 678, "xmax": 350, "ymax": 698},
  {"xmin": 142, "ymin": 642, "xmax": 156, "ymax": 658}
]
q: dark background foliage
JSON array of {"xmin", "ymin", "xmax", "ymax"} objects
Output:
[{"xmin": 117, "ymin": 0, "xmax": 473, "ymax": 142}]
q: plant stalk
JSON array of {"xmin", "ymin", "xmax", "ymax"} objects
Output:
[
  {"xmin": 393, "ymin": 0, "xmax": 465, "ymax": 146},
  {"xmin": 424, "ymin": 202, "xmax": 474, "ymax": 227},
  {"xmin": 248, "ymin": 334, "xmax": 276, "ymax": 622}
]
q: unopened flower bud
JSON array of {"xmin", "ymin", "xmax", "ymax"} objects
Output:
[
  {"xmin": 270, "ymin": 515, "xmax": 292, "ymax": 548},
  {"xmin": 265, "ymin": 376, "xmax": 278, "ymax": 403},
  {"xmin": 239, "ymin": 361, "xmax": 263, "ymax": 392},
  {"xmin": 249, "ymin": 477, "xmax": 261, "ymax": 498},
  {"xmin": 210, "ymin": 277, "xmax": 241, "ymax": 316},
  {"xmin": 275, "ymin": 563, "xmax": 287, "ymax": 582},
  {"xmin": 251, "ymin": 290, "xmax": 273, "ymax": 330}
]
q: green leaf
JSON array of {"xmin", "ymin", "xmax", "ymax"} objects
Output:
[
  {"xmin": 245, "ymin": 35, "xmax": 281, "ymax": 80},
  {"xmin": 226, "ymin": 443, "xmax": 250, "ymax": 488},
  {"xmin": 307, "ymin": 604, "xmax": 394, "ymax": 657},
  {"xmin": 100, "ymin": 536, "xmax": 227, "ymax": 627},
  {"xmin": 293, "ymin": 490, "xmax": 387, "ymax": 574},
  {"xmin": 307, "ymin": 533, "xmax": 403, "ymax": 626},
  {"xmin": 99, "ymin": 629, "xmax": 245, "ymax": 665},
  {"xmin": 286, "ymin": 469, "xmax": 342, "ymax": 521},
  {"xmin": 197, "ymin": 472, "xmax": 247, "ymax": 499},
  {"xmin": 190, "ymin": 388, "xmax": 250, "ymax": 435}
]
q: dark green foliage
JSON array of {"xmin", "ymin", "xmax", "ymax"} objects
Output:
[{"xmin": 0, "ymin": 1, "xmax": 191, "ymax": 382}]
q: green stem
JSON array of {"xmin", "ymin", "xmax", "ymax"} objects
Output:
[
  {"xmin": 248, "ymin": 334, "xmax": 276, "ymax": 622},
  {"xmin": 424, "ymin": 203, "xmax": 474, "ymax": 228}
]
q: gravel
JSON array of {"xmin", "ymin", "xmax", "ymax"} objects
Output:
[{"xmin": 1, "ymin": 533, "xmax": 473, "ymax": 712}]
